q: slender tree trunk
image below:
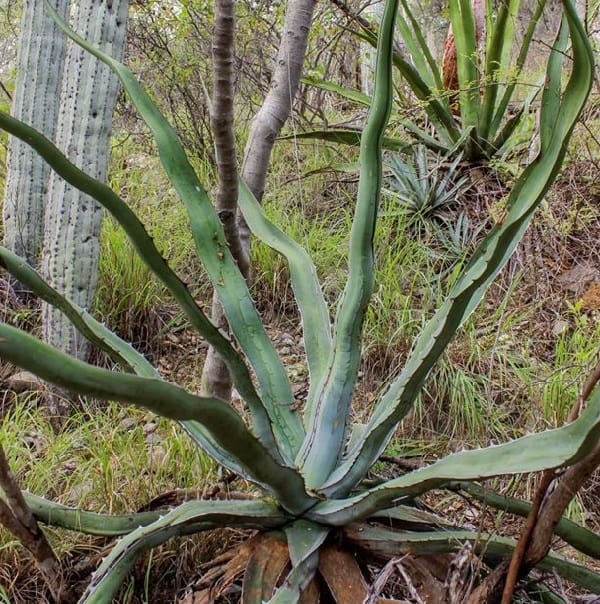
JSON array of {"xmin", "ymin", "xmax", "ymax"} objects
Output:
[
  {"xmin": 42, "ymin": 0, "xmax": 129, "ymax": 361},
  {"xmin": 238, "ymin": 0, "xmax": 316, "ymax": 249},
  {"xmin": 3, "ymin": 0, "xmax": 68, "ymax": 286},
  {"xmin": 202, "ymin": 0, "xmax": 246, "ymax": 400},
  {"xmin": 203, "ymin": 0, "xmax": 316, "ymax": 400},
  {"xmin": 360, "ymin": 1, "xmax": 384, "ymax": 96}
]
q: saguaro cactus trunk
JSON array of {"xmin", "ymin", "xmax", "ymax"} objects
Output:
[
  {"xmin": 42, "ymin": 0, "xmax": 129, "ymax": 360},
  {"xmin": 3, "ymin": 0, "xmax": 68, "ymax": 280}
]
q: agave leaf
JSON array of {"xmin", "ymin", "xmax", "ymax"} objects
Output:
[
  {"xmin": 0, "ymin": 110, "xmax": 281, "ymax": 462},
  {"xmin": 490, "ymin": 0, "xmax": 547, "ymax": 136},
  {"xmin": 308, "ymin": 382, "xmax": 600, "ymax": 524},
  {"xmin": 79, "ymin": 499, "xmax": 289, "ymax": 604},
  {"xmin": 279, "ymin": 129, "xmax": 408, "ymax": 152},
  {"xmin": 320, "ymin": 0, "xmax": 593, "ymax": 497},
  {"xmin": 448, "ymin": 481, "xmax": 600, "ymax": 559},
  {"xmin": 45, "ymin": 1, "xmax": 305, "ymax": 462},
  {"xmin": 397, "ymin": 0, "xmax": 443, "ymax": 90},
  {"xmin": 402, "ymin": 121, "xmax": 451, "ymax": 153},
  {"xmin": 449, "ymin": 0, "xmax": 480, "ymax": 128},
  {"xmin": 0, "ymin": 323, "xmax": 315, "ymax": 515},
  {"xmin": 24, "ymin": 492, "xmax": 160, "ymax": 536},
  {"xmin": 298, "ymin": 0, "xmax": 398, "ymax": 488},
  {"xmin": 237, "ymin": 179, "xmax": 332, "ymax": 408},
  {"xmin": 355, "ymin": 25, "xmax": 460, "ymax": 145},
  {"xmin": 344, "ymin": 525, "xmax": 600, "ymax": 593},
  {"xmin": 0, "ymin": 246, "xmax": 251, "ymax": 476},
  {"xmin": 478, "ymin": 0, "xmax": 521, "ymax": 141},
  {"xmin": 301, "ymin": 76, "xmax": 370, "ymax": 106},
  {"xmin": 370, "ymin": 504, "xmax": 455, "ymax": 530},
  {"xmin": 541, "ymin": 19, "xmax": 569, "ymax": 154},
  {"xmin": 0, "ymin": 245, "xmax": 154, "ymax": 377},
  {"xmin": 267, "ymin": 520, "xmax": 329, "ymax": 604}
]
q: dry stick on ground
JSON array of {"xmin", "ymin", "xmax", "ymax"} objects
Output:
[
  {"xmin": 0, "ymin": 444, "xmax": 70, "ymax": 602},
  {"xmin": 500, "ymin": 360, "xmax": 600, "ymax": 604}
]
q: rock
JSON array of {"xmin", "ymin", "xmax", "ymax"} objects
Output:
[
  {"xmin": 6, "ymin": 371, "xmax": 45, "ymax": 393},
  {"xmin": 558, "ymin": 262, "xmax": 600, "ymax": 295}
]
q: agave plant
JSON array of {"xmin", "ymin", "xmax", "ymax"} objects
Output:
[
  {"xmin": 384, "ymin": 145, "xmax": 470, "ymax": 219},
  {"xmin": 0, "ymin": 0, "xmax": 599, "ymax": 602},
  {"xmin": 300, "ymin": 0, "xmax": 546, "ymax": 162}
]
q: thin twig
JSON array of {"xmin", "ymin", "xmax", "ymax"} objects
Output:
[
  {"xmin": 0, "ymin": 79, "xmax": 12, "ymax": 101},
  {"xmin": 501, "ymin": 359, "xmax": 600, "ymax": 603},
  {"xmin": 0, "ymin": 445, "xmax": 68, "ymax": 602}
]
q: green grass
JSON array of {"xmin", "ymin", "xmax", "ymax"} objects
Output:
[
  {"xmin": 95, "ymin": 145, "xmax": 204, "ymax": 351},
  {"xmin": 0, "ymin": 398, "xmax": 216, "ymax": 559},
  {"xmin": 541, "ymin": 302, "xmax": 600, "ymax": 423}
]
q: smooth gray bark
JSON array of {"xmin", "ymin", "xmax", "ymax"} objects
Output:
[
  {"xmin": 42, "ymin": 0, "xmax": 129, "ymax": 360},
  {"xmin": 360, "ymin": 1, "xmax": 383, "ymax": 96},
  {"xmin": 239, "ymin": 0, "xmax": 316, "ymax": 249},
  {"xmin": 3, "ymin": 0, "xmax": 68, "ymax": 279}
]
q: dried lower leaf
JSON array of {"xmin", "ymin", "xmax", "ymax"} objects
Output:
[
  {"xmin": 319, "ymin": 546, "xmax": 369, "ymax": 604},
  {"xmin": 242, "ymin": 532, "xmax": 289, "ymax": 603}
]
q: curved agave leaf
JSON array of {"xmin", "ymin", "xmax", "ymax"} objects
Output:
[
  {"xmin": 355, "ymin": 25, "xmax": 459, "ymax": 146},
  {"xmin": 267, "ymin": 520, "xmax": 329, "ymax": 604},
  {"xmin": 321, "ymin": 0, "xmax": 593, "ymax": 497},
  {"xmin": 237, "ymin": 179, "xmax": 332, "ymax": 409},
  {"xmin": 279, "ymin": 128, "xmax": 409, "ymax": 152},
  {"xmin": 540, "ymin": 19, "xmax": 569, "ymax": 154},
  {"xmin": 79, "ymin": 499, "xmax": 289, "ymax": 604},
  {"xmin": 308, "ymin": 383, "xmax": 600, "ymax": 525},
  {"xmin": 478, "ymin": 0, "xmax": 521, "ymax": 141},
  {"xmin": 45, "ymin": 1, "xmax": 305, "ymax": 462},
  {"xmin": 24, "ymin": 493, "xmax": 160, "ymax": 536},
  {"xmin": 301, "ymin": 76, "xmax": 370, "ymax": 106},
  {"xmin": 0, "ymin": 323, "xmax": 315, "ymax": 515},
  {"xmin": 396, "ymin": 0, "xmax": 443, "ymax": 90},
  {"xmin": 0, "ymin": 110, "xmax": 280, "ymax": 461},
  {"xmin": 298, "ymin": 0, "xmax": 399, "ymax": 488},
  {"xmin": 489, "ymin": 0, "xmax": 547, "ymax": 136},
  {"xmin": 344, "ymin": 525, "xmax": 600, "ymax": 593},
  {"xmin": 0, "ymin": 246, "xmax": 255, "ymax": 477},
  {"xmin": 448, "ymin": 481, "xmax": 600, "ymax": 559},
  {"xmin": 0, "ymin": 245, "xmax": 154, "ymax": 377}
]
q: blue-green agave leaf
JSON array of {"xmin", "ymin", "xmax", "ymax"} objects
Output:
[
  {"xmin": 297, "ymin": 0, "xmax": 399, "ymax": 488},
  {"xmin": 0, "ymin": 323, "xmax": 315, "ymax": 515},
  {"xmin": 24, "ymin": 492, "xmax": 160, "ymax": 536},
  {"xmin": 79, "ymin": 499, "xmax": 289, "ymax": 604},
  {"xmin": 0, "ymin": 109, "xmax": 280, "ymax": 462},
  {"xmin": 237, "ymin": 179, "xmax": 332, "ymax": 406},
  {"xmin": 320, "ymin": 0, "xmax": 593, "ymax": 497},
  {"xmin": 308, "ymin": 383, "xmax": 600, "ymax": 524},
  {"xmin": 266, "ymin": 520, "xmax": 329, "ymax": 604},
  {"xmin": 344, "ymin": 525, "xmax": 600, "ymax": 593}
]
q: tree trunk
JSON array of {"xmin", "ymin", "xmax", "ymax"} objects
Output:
[
  {"xmin": 360, "ymin": 1, "xmax": 384, "ymax": 96},
  {"xmin": 202, "ymin": 0, "xmax": 316, "ymax": 401},
  {"xmin": 3, "ymin": 0, "xmax": 68, "ymax": 286},
  {"xmin": 42, "ymin": 0, "xmax": 129, "ymax": 361},
  {"xmin": 201, "ymin": 0, "xmax": 246, "ymax": 401},
  {"xmin": 238, "ymin": 0, "xmax": 316, "ymax": 248}
]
